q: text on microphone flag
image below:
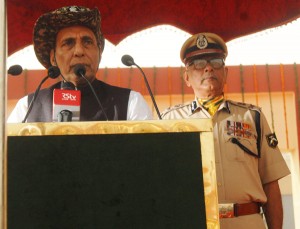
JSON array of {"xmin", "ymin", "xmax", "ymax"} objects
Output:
[{"xmin": 53, "ymin": 89, "xmax": 81, "ymax": 106}]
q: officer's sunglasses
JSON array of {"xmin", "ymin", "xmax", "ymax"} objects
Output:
[{"xmin": 187, "ymin": 58, "xmax": 224, "ymax": 70}]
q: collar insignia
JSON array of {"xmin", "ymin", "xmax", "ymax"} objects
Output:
[{"xmin": 191, "ymin": 100, "xmax": 198, "ymax": 113}]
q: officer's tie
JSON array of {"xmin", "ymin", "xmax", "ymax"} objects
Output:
[{"xmin": 198, "ymin": 95, "xmax": 224, "ymax": 116}]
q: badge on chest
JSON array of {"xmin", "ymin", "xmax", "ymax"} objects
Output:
[{"xmin": 226, "ymin": 120, "xmax": 253, "ymax": 139}]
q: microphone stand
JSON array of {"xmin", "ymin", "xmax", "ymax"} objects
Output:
[
  {"xmin": 22, "ymin": 76, "xmax": 49, "ymax": 123},
  {"xmin": 81, "ymin": 75, "xmax": 109, "ymax": 121},
  {"xmin": 22, "ymin": 66, "xmax": 60, "ymax": 123},
  {"xmin": 74, "ymin": 65, "xmax": 109, "ymax": 121},
  {"xmin": 133, "ymin": 63, "xmax": 162, "ymax": 120}
]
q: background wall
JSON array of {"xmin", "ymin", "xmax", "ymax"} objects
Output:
[{"xmin": 7, "ymin": 64, "xmax": 300, "ymax": 152}]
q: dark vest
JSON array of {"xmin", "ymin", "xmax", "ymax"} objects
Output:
[{"xmin": 27, "ymin": 79, "xmax": 131, "ymax": 122}]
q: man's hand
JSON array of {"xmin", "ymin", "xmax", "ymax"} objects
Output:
[{"xmin": 263, "ymin": 180, "xmax": 283, "ymax": 229}]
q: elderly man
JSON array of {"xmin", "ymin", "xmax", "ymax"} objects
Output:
[
  {"xmin": 161, "ymin": 33, "xmax": 290, "ymax": 229},
  {"xmin": 8, "ymin": 6, "xmax": 152, "ymax": 122}
]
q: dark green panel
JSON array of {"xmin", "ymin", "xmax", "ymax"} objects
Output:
[{"xmin": 7, "ymin": 132, "xmax": 206, "ymax": 229}]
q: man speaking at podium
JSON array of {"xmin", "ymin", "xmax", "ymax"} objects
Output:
[
  {"xmin": 161, "ymin": 32, "xmax": 290, "ymax": 229},
  {"xmin": 8, "ymin": 6, "xmax": 152, "ymax": 123}
]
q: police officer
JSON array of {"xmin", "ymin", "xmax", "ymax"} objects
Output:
[{"xmin": 161, "ymin": 32, "xmax": 290, "ymax": 229}]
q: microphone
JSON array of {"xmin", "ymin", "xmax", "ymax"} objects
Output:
[
  {"xmin": 7, "ymin": 65, "xmax": 23, "ymax": 76},
  {"xmin": 22, "ymin": 66, "xmax": 61, "ymax": 123},
  {"xmin": 52, "ymin": 81, "xmax": 81, "ymax": 122},
  {"xmin": 121, "ymin": 55, "xmax": 135, "ymax": 67},
  {"xmin": 74, "ymin": 64, "xmax": 108, "ymax": 121},
  {"xmin": 60, "ymin": 81, "xmax": 76, "ymax": 90},
  {"xmin": 48, "ymin": 65, "xmax": 61, "ymax": 78},
  {"xmin": 121, "ymin": 54, "xmax": 162, "ymax": 119}
]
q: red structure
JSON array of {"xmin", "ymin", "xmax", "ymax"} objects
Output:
[{"xmin": 7, "ymin": 1, "xmax": 300, "ymax": 56}]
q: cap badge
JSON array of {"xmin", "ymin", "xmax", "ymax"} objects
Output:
[{"xmin": 197, "ymin": 35, "xmax": 208, "ymax": 50}]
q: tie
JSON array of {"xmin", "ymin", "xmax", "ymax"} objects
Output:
[{"xmin": 198, "ymin": 95, "xmax": 224, "ymax": 116}]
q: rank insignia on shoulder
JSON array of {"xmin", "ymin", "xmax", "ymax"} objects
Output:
[{"xmin": 266, "ymin": 133, "xmax": 278, "ymax": 148}]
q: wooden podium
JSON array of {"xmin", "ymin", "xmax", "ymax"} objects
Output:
[{"xmin": 4, "ymin": 120, "xmax": 219, "ymax": 229}]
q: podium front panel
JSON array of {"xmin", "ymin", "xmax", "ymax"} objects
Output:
[{"xmin": 5, "ymin": 120, "xmax": 219, "ymax": 229}]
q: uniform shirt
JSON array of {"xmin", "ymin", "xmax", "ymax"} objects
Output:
[
  {"xmin": 8, "ymin": 90, "xmax": 152, "ymax": 123},
  {"xmin": 161, "ymin": 99, "xmax": 290, "ymax": 229}
]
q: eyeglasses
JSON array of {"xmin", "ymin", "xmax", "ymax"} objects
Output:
[{"xmin": 187, "ymin": 58, "xmax": 224, "ymax": 70}]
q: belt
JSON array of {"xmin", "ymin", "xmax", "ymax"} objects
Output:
[{"xmin": 219, "ymin": 202, "xmax": 261, "ymax": 218}]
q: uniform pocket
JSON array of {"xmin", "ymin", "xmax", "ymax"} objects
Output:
[{"xmin": 223, "ymin": 135, "xmax": 258, "ymax": 161}]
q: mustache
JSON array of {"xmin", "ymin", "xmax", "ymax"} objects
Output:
[
  {"xmin": 201, "ymin": 74, "xmax": 218, "ymax": 83},
  {"xmin": 70, "ymin": 64, "xmax": 90, "ymax": 72}
]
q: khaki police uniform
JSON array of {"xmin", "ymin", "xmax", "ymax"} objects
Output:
[{"xmin": 161, "ymin": 99, "xmax": 290, "ymax": 229}]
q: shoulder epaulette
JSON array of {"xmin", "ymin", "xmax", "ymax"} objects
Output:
[
  {"xmin": 227, "ymin": 100, "xmax": 261, "ymax": 113},
  {"xmin": 161, "ymin": 102, "xmax": 190, "ymax": 116}
]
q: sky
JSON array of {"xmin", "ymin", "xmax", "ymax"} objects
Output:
[{"xmin": 7, "ymin": 17, "xmax": 300, "ymax": 69}]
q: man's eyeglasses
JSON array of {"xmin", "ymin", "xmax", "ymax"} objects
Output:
[{"xmin": 187, "ymin": 58, "xmax": 224, "ymax": 70}]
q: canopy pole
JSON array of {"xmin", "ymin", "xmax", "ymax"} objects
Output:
[{"xmin": 0, "ymin": 0, "xmax": 7, "ymax": 228}]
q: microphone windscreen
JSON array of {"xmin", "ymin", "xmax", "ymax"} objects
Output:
[
  {"xmin": 121, "ymin": 55, "xmax": 135, "ymax": 66},
  {"xmin": 8, "ymin": 65, "xmax": 23, "ymax": 76},
  {"xmin": 48, "ymin": 66, "xmax": 61, "ymax": 79},
  {"xmin": 74, "ymin": 64, "xmax": 86, "ymax": 77}
]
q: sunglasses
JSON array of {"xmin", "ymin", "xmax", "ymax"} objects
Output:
[{"xmin": 187, "ymin": 58, "xmax": 224, "ymax": 70}]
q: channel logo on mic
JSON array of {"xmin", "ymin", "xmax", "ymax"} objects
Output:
[
  {"xmin": 62, "ymin": 92, "xmax": 78, "ymax": 101},
  {"xmin": 53, "ymin": 89, "xmax": 81, "ymax": 121}
]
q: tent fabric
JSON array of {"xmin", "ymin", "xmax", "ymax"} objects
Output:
[{"xmin": 7, "ymin": 0, "xmax": 300, "ymax": 55}]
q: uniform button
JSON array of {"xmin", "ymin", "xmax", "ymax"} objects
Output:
[{"xmin": 217, "ymin": 182, "xmax": 222, "ymax": 186}]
